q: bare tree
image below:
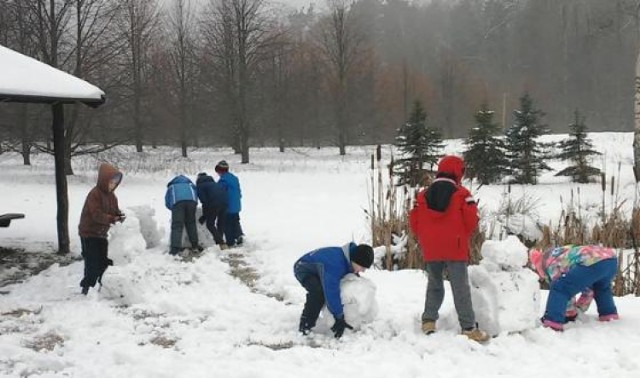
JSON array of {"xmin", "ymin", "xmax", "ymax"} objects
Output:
[
  {"xmin": 202, "ymin": 0, "xmax": 278, "ymax": 163},
  {"xmin": 167, "ymin": 0, "xmax": 198, "ymax": 157},
  {"xmin": 316, "ymin": 0, "xmax": 365, "ymax": 155},
  {"xmin": 628, "ymin": 0, "xmax": 640, "ymax": 178},
  {"xmin": 52, "ymin": 0, "xmax": 124, "ymax": 174},
  {"xmin": 0, "ymin": 1, "xmax": 40, "ymax": 165},
  {"xmin": 118, "ymin": 0, "xmax": 158, "ymax": 153}
]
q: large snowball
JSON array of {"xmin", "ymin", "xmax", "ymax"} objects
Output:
[
  {"xmin": 108, "ymin": 209, "xmax": 147, "ymax": 264},
  {"xmin": 179, "ymin": 207, "xmax": 217, "ymax": 249},
  {"xmin": 321, "ymin": 274, "xmax": 378, "ymax": 329}
]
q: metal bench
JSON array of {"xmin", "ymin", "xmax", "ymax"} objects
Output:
[{"xmin": 0, "ymin": 213, "xmax": 25, "ymax": 228}]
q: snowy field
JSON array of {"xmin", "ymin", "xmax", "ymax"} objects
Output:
[{"xmin": 1, "ymin": 132, "xmax": 640, "ymax": 378}]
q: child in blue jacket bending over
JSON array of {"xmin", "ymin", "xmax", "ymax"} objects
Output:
[
  {"xmin": 293, "ymin": 242, "xmax": 374, "ymax": 338},
  {"xmin": 165, "ymin": 175, "xmax": 202, "ymax": 256},
  {"xmin": 529, "ymin": 245, "xmax": 619, "ymax": 331}
]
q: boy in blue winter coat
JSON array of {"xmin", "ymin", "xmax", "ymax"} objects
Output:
[
  {"xmin": 165, "ymin": 175, "xmax": 202, "ymax": 255},
  {"xmin": 215, "ymin": 160, "xmax": 243, "ymax": 247},
  {"xmin": 196, "ymin": 172, "xmax": 228, "ymax": 249},
  {"xmin": 293, "ymin": 242, "xmax": 374, "ymax": 338}
]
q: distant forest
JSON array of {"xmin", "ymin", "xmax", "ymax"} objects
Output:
[{"xmin": 1, "ymin": 0, "xmax": 638, "ymax": 163}]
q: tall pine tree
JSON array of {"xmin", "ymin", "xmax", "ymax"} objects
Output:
[
  {"xmin": 394, "ymin": 101, "xmax": 444, "ymax": 187},
  {"xmin": 463, "ymin": 104, "xmax": 509, "ymax": 185},
  {"xmin": 555, "ymin": 110, "xmax": 601, "ymax": 183},
  {"xmin": 505, "ymin": 93, "xmax": 551, "ymax": 184}
]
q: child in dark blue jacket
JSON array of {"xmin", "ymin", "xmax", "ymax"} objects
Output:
[
  {"xmin": 293, "ymin": 242, "xmax": 374, "ymax": 338},
  {"xmin": 196, "ymin": 172, "xmax": 228, "ymax": 249},
  {"xmin": 165, "ymin": 175, "xmax": 201, "ymax": 255}
]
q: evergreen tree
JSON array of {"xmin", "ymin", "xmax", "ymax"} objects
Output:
[
  {"xmin": 463, "ymin": 104, "xmax": 509, "ymax": 185},
  {"xmin": 394, "ymin": 101, "xmax": 444, "ymax": 187},
  {"xmin": 505, "ymin": 93, "xmax": 551, "ymax": 184},
  {"xmin": 555, "ymin": 110, "xmax": 601, "ymax": 183}
]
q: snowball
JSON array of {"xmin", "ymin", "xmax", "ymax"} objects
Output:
[
  {"xmin": 108, "ymin": 210, "xmax": 147, "ymax": 264},
  {"xmin": 180, "ymin": 207, "xmax": 217, "ymax": 249},
  {"xmin": 321, "ymin": 274, "xmax": 378, "ymax": 329},
  {"xmin": 480, "ymin": 235, "xmax": 529, "ymax": 271}
]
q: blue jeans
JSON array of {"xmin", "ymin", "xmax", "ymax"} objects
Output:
[
  {"xmin": 545, "ymin": 258, "xmax": 618, "ymax": 323},
  {"xmin": 224, "ymin": 213, "xmax": 242, "ymax": 246}
]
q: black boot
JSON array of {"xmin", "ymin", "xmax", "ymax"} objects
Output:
[{"xmin": 299, "ymin": 316, "xmax": 312, "ymax": 335}]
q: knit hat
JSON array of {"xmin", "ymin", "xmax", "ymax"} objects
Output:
[
  {"xmin": 215, "ymin": 160, "xmax": 229, "ymax": 173},
  {"xmin": 437, "ymin": 155, "xmax": 465, "ymax": 184},
  {"xmin": 351, "ymin": 244, "xmax": 374, "ymax": 268}
]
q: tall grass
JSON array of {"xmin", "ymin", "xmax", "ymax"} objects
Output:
[
  {"xmin": 368, "ymin": 163, "xmax": 640, "ymax": 296},
  {"xmin": 365, "ymin": 146, "xmax": 422, "ymax": 270}
]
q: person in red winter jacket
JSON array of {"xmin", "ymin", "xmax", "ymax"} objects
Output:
[{"xmin": 409, "ymin": 155, "xmax": 489, "ymax": 342}]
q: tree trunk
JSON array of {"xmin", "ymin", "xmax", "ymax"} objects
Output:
[
  {"xmin": 337, "ymin": 89, "xmax": 347, "ymax": 156},
  {"xmin": 18, "ymin": 105, "xmax": 31, "ymax": 166},
  {"xmin": 52, "ymin": 103, "xmax": 70, "ymax": 255},
  {"xmin": 134, "ymin": 94, "xmax": 143, "ymax": 152},
  {"xmin": 64, "ymin": 106, "xmax": 79, "ymax": 175},
  {"xmin": 634, "ymin": 48, "xmax": 640, "ymax": 181}
]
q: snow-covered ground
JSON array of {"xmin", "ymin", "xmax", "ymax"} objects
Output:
[{"xmin": 1, "ymin": 133, "xmax": 639, "ymax": 378}]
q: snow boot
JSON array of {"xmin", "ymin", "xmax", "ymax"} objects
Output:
[
  {"xmin": 299, "ymin": 316, "xmax": 312, "ymax": 335},
  {"xmin": 462, "ymin": 327, "xmax": 490, "ymax": 342},
  {"xmin": 421, "ymin": 320, "xmax": 436, "ymax": 335},
  {"xmin": 598, "ymin": 314, "xmax": 619, "ymax": 322},
  {"xmin": 541, "ymin": 318, "xmax": 564, "ymax": 332}
]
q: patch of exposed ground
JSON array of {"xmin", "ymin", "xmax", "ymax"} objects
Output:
[
  {"xmin": 220, "ymin": 251, "xmax": 285, "ymax": 302},
  {"xmin": 24, "ymin": 331, "xmax": 65, "ymax": 352},
  {"xmin": 0, "ymin": 247, "xmax": 79, "ymax": 288}
]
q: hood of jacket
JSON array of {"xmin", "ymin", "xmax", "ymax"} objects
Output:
[
  {"xmin": 97, "ymin": 163, "xmax": 122, "ymax": 193},
  {"xmin": 167, "ymin": 175, "xmax": 192, "ymax": 187}
]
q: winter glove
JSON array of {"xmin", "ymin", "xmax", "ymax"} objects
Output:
[
  {"xmin": 114, "ymin": 212, "xmax": 126, "ymax": 223},
  {"xmin": 331, "ymin": 316, "xmax": 353, "ymax": 339},
  {"xmin": 198, "ymin": 215, "xmax": 206, "ymax": 225}
]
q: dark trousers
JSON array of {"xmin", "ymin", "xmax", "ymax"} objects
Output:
[
  {"xmin": 80, "ymin": 237, "xmax": 110, "ymax": 288},
  {"xmin": 171, "ymin": 200, "xmax": 199, "ymax": 254},
  {"xmin": 203, "ymin": 205, "xmax": 226, "ymax": 245},
  {"xmin": 224, "ymin": 212, "xmax": 242, "ymax": 246},
  {"xmin": 294, "ymin": 261, "xmax": 325, "ymax": 327}
]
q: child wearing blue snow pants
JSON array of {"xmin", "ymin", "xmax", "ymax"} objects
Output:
[{"xmin": 545, "ymin": 258, "xmax": 618, "ymax": 324}]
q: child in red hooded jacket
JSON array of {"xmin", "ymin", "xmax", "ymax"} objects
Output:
[{"xmin": 409, "ymin": 155, "xmax": 489, "ymax": 342}]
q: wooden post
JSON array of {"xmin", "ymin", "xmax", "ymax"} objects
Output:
[{"xmin": 52, "ymin": 102, "xmax": 70, "ymax": 254}]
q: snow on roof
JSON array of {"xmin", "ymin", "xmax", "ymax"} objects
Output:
[{"xmin": 0, "ymin": 44, "xmax": 105, "ymax": 107}]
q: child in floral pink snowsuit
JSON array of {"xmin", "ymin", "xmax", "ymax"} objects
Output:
[{"xmin": 529, "ymin": 245, "xmax": 619, "ymax": 331}]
